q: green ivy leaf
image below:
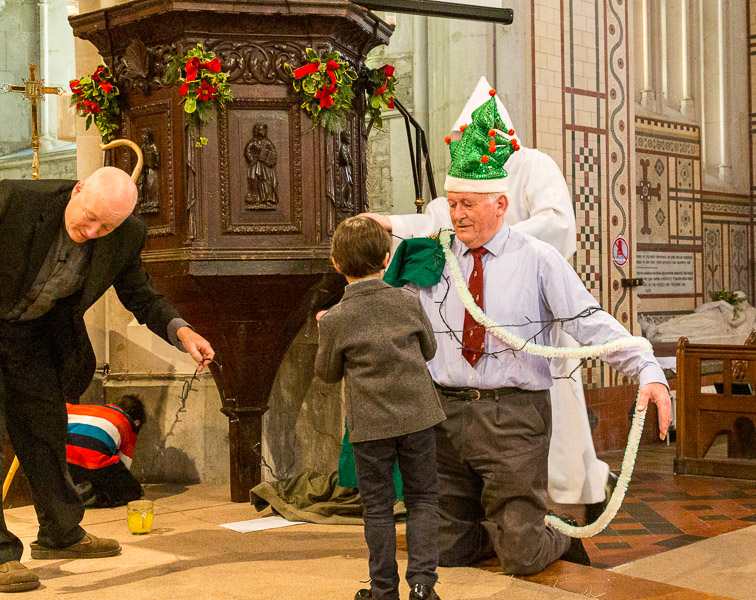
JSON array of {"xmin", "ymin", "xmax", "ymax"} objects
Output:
[
  {"xmin": 184, "ymin": 97, "xmax": 197, "ymax": 113},
  {"xmin": 305, "ymin": 48, "xmax": 319, "ymax": 61}
]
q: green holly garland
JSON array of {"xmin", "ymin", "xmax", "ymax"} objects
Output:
[
  {"xmin": 284, "ymin": 49, "xmax": 357, "ymax": 133},
  {"xmin": 69, "ymin": 65, "xmax": 121, "ymax": 142},
  {"xmin": 164, "ymin": 44, "xmax": 234, "ymax": 147},
  {"xmin": 361, "ymin": 64, "xmax": 397, "ymax": 129}
]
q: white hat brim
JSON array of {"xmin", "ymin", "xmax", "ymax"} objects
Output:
[{"xmin": 444, "ymin": 175, "xmax": 508, "ymax": 194}]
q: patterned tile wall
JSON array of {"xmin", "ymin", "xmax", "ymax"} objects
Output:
[
  {"xmin": 702, "ymin": 193, "xmax": 751, "ymax": 299},
  {"xmin": 634, "ymin": 117, "xmax": 703, "ymax": 321},
  {"xmin": 532, "ymin": 0, "xmax": 632, "ymax": 389}
]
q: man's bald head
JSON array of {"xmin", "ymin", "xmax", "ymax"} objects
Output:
[{"xmin": 65, "ymin": 167, "xmax": 137, "ymax": 243}]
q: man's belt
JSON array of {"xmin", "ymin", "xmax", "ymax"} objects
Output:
[{"xmin": 434, "ymin": 384, "xmax": 520, "ymax": 401}]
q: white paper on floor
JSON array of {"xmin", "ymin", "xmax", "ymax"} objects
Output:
[{"xmin": 220, "ymin": 516, "xmax": 306, "ymax": 533}]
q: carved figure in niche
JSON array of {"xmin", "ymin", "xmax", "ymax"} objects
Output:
[
  {"xmin": 244, "ymin": 123, "xmax": 278, "ymax": 210},
  {"xmin": 338, "ymin": 131, "xmax": 354, "ymax": 214},
  {"xmin": 137, "ymin": 128, "xmax": 161, "ymax": 214}
]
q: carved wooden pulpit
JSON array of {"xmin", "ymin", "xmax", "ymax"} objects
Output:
[{"xmin": 70, "ymin": 0, "xmax": 392, "ymax": 501}]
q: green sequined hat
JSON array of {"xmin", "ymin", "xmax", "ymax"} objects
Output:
[{"xmin": 444, "ymin": 83, "xmax": 520, "ymax": 194}]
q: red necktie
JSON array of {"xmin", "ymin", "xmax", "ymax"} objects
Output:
[{"xmin": 462, "ymin": 247, "xmax": 487, "ymax": 367}]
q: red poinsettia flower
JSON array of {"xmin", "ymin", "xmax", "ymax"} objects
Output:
[
  {"xmin": 70, "ymin": 80, "xmax": 82, "ymax": 95},
  {"xmin": 195, "ymin": 80, "xmax": 217, "ymax": 102},
  {"xmin": 90, "ymin": 67, "xmax": 113, "ymax": 94},
  {"xmin": 82, "ymin": 99, "xmax": 101, "ymax": 114}
]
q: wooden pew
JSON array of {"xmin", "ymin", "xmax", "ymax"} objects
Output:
[{"xmin": 674, "ymin": 337, "xmax": 756, "ymax": 479}]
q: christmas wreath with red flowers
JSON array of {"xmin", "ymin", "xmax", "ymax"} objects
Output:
[
  {"xmin": 69, "ymin": 65, "xmax": 121, "ymax": 142},
  {"xmin": 284, "ymin": 48, "xmax": 357, "ymax": 133},
  {"xmin": 164, "ymin": 44, "xmax": 233, "ymax": 147},
  {"xmin": 361, "ymin": 63, "xmax": 397, "ymax": 129}
]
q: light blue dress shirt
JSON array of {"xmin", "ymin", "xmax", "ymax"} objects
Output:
[{"xmin": 414, "ymin": 223, "xmax": 666, "ymax": 391}]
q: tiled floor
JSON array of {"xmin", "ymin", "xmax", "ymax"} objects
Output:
[{"xmin": 550, "ymin": 441, "xmax": 756, "ymax": 569}]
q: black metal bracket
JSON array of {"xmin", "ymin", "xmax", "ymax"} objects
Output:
[
  {"xmin": 621, "ymin": 278, "xmax": 644, "ymax": 288},
  {"xmin": 355, "ymin": 0, "xmax": 514, "ymax": 25},
  {"xmin": 375, "ymin": 97, "xmax": 436, "ymax": 213}
]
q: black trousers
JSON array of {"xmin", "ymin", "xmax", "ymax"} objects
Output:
[
  {"xmin": 0, "ymin": 316, "xmax": 85, "ymax": 563},
  {"xmin": 434, "ymin": 388, "xmax": 570, "ymax": 575},
  {"xmin": 68, "ymin": 462, "xmax": 143, "ymax": 508},
  {"xmin": 352, "ymin": 427, "xmax": 439, "ymax": 600}
]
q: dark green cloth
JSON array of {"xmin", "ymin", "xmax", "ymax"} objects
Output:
[
  {"xmin": 338, "ymin": 418, "xmax": 403, "ymax": 500},
  {"xmin": 383, "ymin": 234, "xmax": 452, "ymax": 288},
  {"xmin": 251, "ymin": 470, "xmax": 406, "ymax": 525}
]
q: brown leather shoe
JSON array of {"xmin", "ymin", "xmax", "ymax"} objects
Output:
[
  {"xmin": 30, "ymin": 533, "xmax": 121, "ymax": 559},
  {"xmin": 0, "ymin": 561, "xmax": 40, "ymax": 592}
]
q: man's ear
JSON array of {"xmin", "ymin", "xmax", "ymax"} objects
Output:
[
  {"xmin": 382, "ymin": 252, "xmax": 390, "ymax": 269},
  {"xmin": 495, "ymin": 193, "xmax": 509, "ymax": 216},
  {"xmin": 71, "ymin": 180, "xmax": 85, "ymax": 196}
]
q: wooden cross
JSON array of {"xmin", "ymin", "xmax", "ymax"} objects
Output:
[
  {"xmin": 636, "ymin": 158, "xmax": 662, "ymax": 235},
  {"xmin": 2, "ymin": 62, "xmax": 64, "ymax": 180}
]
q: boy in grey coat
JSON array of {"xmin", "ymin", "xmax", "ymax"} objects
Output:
[{"xmin": 315, "ymin": 216, "xmax": 445, "ymax": 600}]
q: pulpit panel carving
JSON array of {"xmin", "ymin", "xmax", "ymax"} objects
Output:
[
  {"xmin": 219, "ymin": 99, "xmax": 303, "ymax": 235},
  {"xmin": 137, "ymin": 128, "xmax": 161, "ymax": 214},
  {"xmin": 121, "ymin": 99, "xmax": 175, "ymax": 237},
  {"xmin": 244, "ymin": 123, "xmax": 279, "ymax": 210},
  {"xmin": 203, "ymin": 41, "xmax": 308, "ymax": 85},
  {"xmin": 326, "ymin": 117, "xmax": 363, "ymax": 237},
  {"xmin": 114, "ymin": 39, "xmax": 178, "ymax": 95}
]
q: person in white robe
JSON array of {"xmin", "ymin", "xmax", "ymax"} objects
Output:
[{"xmin": 366, "ymin": 77, "xmax": 614, "ymax": 520}]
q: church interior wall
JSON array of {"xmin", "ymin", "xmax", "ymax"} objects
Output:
[
  {"xmin": 4, "ymin": 0, "xmax": 754, "ymax": 480},
  {"xmin": 0, "ymin": 0, "xmax": 77, "ymax": 180},
  {"xmin": 634, "ymin": 0, "xmax": 753, "ymax": 329},
  {"xmin": 0, "ymin": 0, "xmax": 39, "ymax": 156}
]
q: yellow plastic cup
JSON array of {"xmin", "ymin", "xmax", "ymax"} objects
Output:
[{"xmin": 127, "ymin": 500, "xmax": 154, "ymax": 535}]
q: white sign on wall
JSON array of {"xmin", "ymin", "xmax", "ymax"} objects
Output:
[{"xmin": 637, "ymin": 252, "xmax": 695, "ymax": 295}]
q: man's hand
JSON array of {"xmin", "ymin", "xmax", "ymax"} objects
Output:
[
  {"xmin": 637, "ymin": 382, "xmax": 672, "ymax": 440},
  {"xmin": 177, "ymin": 327, "xmax": 215, "ymax": 372},
  {"xmin": 361, "ymin": 212, "xmax": 392, "ymax": 231}
]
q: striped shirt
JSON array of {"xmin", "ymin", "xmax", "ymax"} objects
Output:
[{"xmin": 66, "ymin": 403, "xmax": 138, "ymax": 470}]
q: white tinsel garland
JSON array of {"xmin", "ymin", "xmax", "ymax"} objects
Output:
[{"xmin": 439, "ymin": 229, "xmax": 650, "ymax": 537}]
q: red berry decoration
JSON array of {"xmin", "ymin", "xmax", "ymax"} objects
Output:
[
  {"xmin": 460, "ymin": 124, "xmax": 467, "ymax": 132},
  {"xmin": 444, "ymin": 136, "xmax": 451, "ymax": 145},
  {"xmin": 508, "ymin": 128, "xmax": 514, "ymax": 136},
  {"xmin": 480, "ymin": 155, "xmax": 490, "ymax": 163},
  {"xmin": 489, "ymin": 89, "xmax": 496, "ymax": 96},
  {"xmin": 488, "ymin": 129, "xmax": 496, "ymax": 137}
]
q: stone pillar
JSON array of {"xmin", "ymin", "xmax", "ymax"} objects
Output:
[
  {"xmin": 680, "ymin": 0, "xmax": 695, "ymax": 117},
  {"xmin": 640, "ymin": 0, "xmax": 657, "ymax": 111}
]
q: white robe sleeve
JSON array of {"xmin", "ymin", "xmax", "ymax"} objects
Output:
[
  {"xmin": 388, "ymin": 197, "xmax": 452, "ymax": 247},
  {"xmin": 508, "ymin": 149, "xmax": 576, "ymax": 259}
]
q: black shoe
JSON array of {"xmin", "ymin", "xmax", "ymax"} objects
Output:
[
  {"xmin": 561, "ymin": 536, "xmax": 591, "ymax": 567},
  {"xmin": 584, "ymin": 471, "xmax": 618, "ymax": 524},
  {"xmin": 550, "ymin": 513, "xmax": 590, "ymax": 566},
  {"xmin": 409, "ymin": 583, "xmax": 440, "ymax": 600},
  {"xmin": 354, "ymin": 589, "xmax": 372, "ymax": 600}
]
